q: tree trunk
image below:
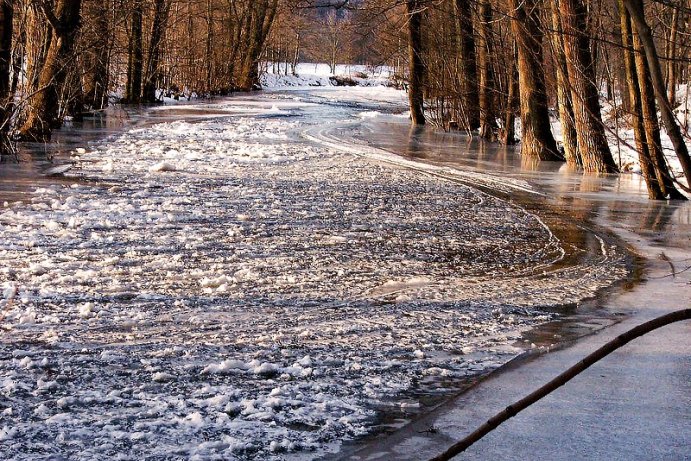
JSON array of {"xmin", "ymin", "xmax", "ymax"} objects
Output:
[
  {"xmin": 292, "ymin": 32, "xmax": 300, "ymax": 76},
  {"xmin": 406, "ymin": 0, "xmax": 425, "ymax": 125},
  {"xmin": 143, "ymin": 0, "xmax": 170, "ymax": 102},
  {"xmin": 558, "ymin": 0, "xmax": 617, "ymax": 173},
  {"xmin": 25, "ymin": 6, "xmax": 52, "ymax": 94},
  {"xmin": 666, "ymin": 6, "xmax": 679, "ymax": 106},
  {"xmin": 550, "ymin": 0, "xmax": 580, "ymax": 166},
  {"xmin": 502, "ymin": 41, "xmax": 518, "ymax": 145},
  {"xmin": 509, "ymin": 0, "xmax": 561, "ymax": 160},
  {"xmin": 622, "ymin": 2, "xmax": 686, "ymax": 199},
  {"xmin": 206, "ymin": 0, "xmax": 213, "ymax": 92},
  {"xmin": 0, "ymin": 0, "xmax": 12, "ymax": 148},
  {"xmin": 625, "ymin": 0, "xmax": 691, "ymax": 189},
  {"xmin": 238, "ymin": 0, "xmax": 277, "ymax": 91},
  {"xmin": 477, "ymin": 0, "xmax": 497, "ymax": 140},
  {"xmin": 619, "ymin": 0, "xmax": 665, "ymax": 199},
  {"xmin": 455, "ymin": 0, "xmax": 479, "ymax": 131},
  {"xmin": 19, "ymin": 0, "xmax": 82, "ymax": 142},
  {"xmin": 82, "ymin": 1, "xmax": 109, "ymax": 111},
  {"xmin": 125, "ymin": 1, "xmax": 143, "ymax": 103}
]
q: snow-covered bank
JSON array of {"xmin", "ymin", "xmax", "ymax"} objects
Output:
[
  {"xmin": 0, "ymin": 94, "xmax": 627, "ymax": 459},
  {"xmin": 261, "ymin": 63, "xmax": 394, "ymax": 89},
  {"xmin": 547, "ymin": 91, "xmax": 690, "ymax": 189}
]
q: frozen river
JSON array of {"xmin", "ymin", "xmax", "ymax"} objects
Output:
[{"xmin": 0, "ymin": 88, "xmax": 685, "ymax": 460}]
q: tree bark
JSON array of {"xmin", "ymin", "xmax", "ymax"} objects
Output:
[
  {"xmin": 550, "ymin": 0, "xmax": 580, "ymax": 166},
  {"xmin": 143, "ymin": 0, "xmax": 170, "ymax": 102},
  {"xmin": 454, "ymin": 0, "xmax": 479, "ymax": 131},
  {"xmin": 25, "ymin": 6, "xmax": 52, "ymax": 94},
  {"xmin": 82, "ymin": 1, "xmax": 109, "ymax": 111},
  {"xmin": 619, "ymin": 0, "xmax": 665, "ymax": 200},
  {"xmin": 502, "ymin": 41, "xmax": 518, "ymax": 145},
  {"xmin": 509, "ymin": 0, "xmax": 561, "ymax": 160},
  {"xmin": 625, "ymin": 0, "xmax": 691, "ymax": 189},
  {"xmin": 0, "ymin": 0, "xmax": 12, "ymax": 147},
  {"xmin": 406, "ymin": 0, "xmax": 425, "ymax": 125},
  {"xmin": 477, "ymin": 0, "xmax": 497, "ymax": 140},
  {"xmin": 624, "ymin": 3, "xmax": 686, "ymax": 199},
  {"xmin": 666, "ymin": 6, "xmax": 679, "ymax": 106},
  {"xmin": 558, "ymin": 0, "xmax": 617, "ymax": 173},
  {"xmin": 125, "ymin": 1, "xmax": 143, "ymax": 103},
  {"xmin": 19, "ymin": 0, "xmax": 82, "ymax": 142},
  {"xmin": 205, "ymin": 0, "xmax": 213, "ymax": 92},
  {"xmin": 238, "ymin": 0, "xmax": 277, "ymax": 91}
]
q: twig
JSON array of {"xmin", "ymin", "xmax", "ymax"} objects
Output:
[
  {"xmin": 429, "ymin": 309, "xmax": 691, "ymax": 461},
  {"xmin": 659, "ymin": 252, "xmax": 676, "ymax": 277}
]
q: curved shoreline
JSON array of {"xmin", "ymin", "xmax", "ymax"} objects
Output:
[
  {"xmin": 320, "ymin": 115, "xmax": 689, "ymax": 460},
  {"xmin": 1, "ymin": 92, "xmax": 617, "ymax": 460},
  {"xmin": 300, "ymin": 115, "xmax": 646, "ymax": 459},
  {"xmin": 1, "ymin": 90, "xmax": 686, "ymax": 460}
]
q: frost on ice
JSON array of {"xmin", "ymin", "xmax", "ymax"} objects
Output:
[{"xmin": 0, "ymin": 104, "xmax": 627, "ymax": 460}]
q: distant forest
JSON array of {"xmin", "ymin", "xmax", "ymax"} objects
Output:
[{"xmin": 0, "ymin": 0, "xmax": 689, "ymax": 200}]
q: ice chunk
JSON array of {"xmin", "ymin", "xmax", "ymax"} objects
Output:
[
  {"xmin": 149, "ymin": 162, "xmax": 177, "ymax": 172},
  {"xmin": 152, "ymin": 372, "xmax": 175, "ymax": 383},
  {"xmin": 201, "ymin": 359, "xmax": 249, "ymax": 375}
]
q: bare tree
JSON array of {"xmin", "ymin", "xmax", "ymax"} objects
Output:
[
  {"xmin": 509, "ymin": 0, "xmax": 561, "ymax": 161},
  {"xmin": 406, "ymin": 0, "xmax": 425, "ymax": 125},
  {"xmin": 557, "ymin": 0, "xmax": 617, "ymax": 173},
  {"xmin": 20, "ymin": 0, "xmax": 82, "ymax": 141},
  {"xmin": 125, "ymin": 1, "xmax": 143, "ymax": 103},
  {"xmin": 624, "ymin": 0, "xmax": 691, "ymax": 188},
  {"xmin": 143, "ymin": 0, "xmax": 171, "ymax": 102},
  {"xmin": 0, "ymin": 0, "xmax": 12, "ymax": 150}
]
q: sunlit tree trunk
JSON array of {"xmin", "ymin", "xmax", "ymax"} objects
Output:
[
  {"xmin": 620, "ymin": 1, "xmax": 686, "ymax": 199},
  {"xmin": 550, "ymin": 0, "xmax": 580, "ymax": 166},
  {"xmin": 19, "ymin": 0, "xmax": 82, "ymax": 141},
  {"xmin": 502, "ymin": 41, "xmax": 518, "ymax": 145},
  {"xmin": 666, "ymin": 6, "xmax": 679, "ymax": 106},
  {"xmin": 509, "ymin": 0, "xmax": 561, "ymax": 160},
  {"xmin": 143, "ymin": 0, "xmax": 170, "ymax": 102},
  {"xmin": 292, "ymin": 32, "xmax": 300, "ymax": 76},
  {"xmin": 205, "ymin": 0, "xmax": 213, "ymax": 92},
  {"xmin": 238, "ymin": 0, "xmax": 277, "ymax": 90},
  {"xmin": 625, "ymin": 0, "xmax": 691, "ymax": 188},
  {"xmin": 25, "ymin": 6, "xmax": 52, "ymax": 94},
  {"xmin": 82, "ymin": 1, "xmax": 109, "ymax": 111},
  {"xmin": 558, "ymin": 0, "xmax": 617, "ymax": 173},
  {"xmin": 125, "ymin": 1, "xmax": 143, "ymax": 103},
  {"xmin": 619, "ymin": 0, "xmax": 665, "ymax": 199},
  {"xmin": 0, "ymin": 0, "xmax": 12, "ymax": 147}
]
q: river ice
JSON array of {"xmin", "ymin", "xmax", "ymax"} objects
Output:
[{"xmin": 0, "ymin": 96, "xmax": 628, "ymax": 459}]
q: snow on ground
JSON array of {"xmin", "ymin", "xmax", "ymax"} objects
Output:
[
  {"xmin": 0, "ymin": 96, "xmax": 627, "ymax": 459},
  {"xmin": 261, "ymin": 63, "xmax": 393, "ymax": 89},
  {"xmin": 549, "ymin": 89, "xmax": 691, "ymax": 189},
  {"xmin": 599, "ymin": 98, "xmax": 686, "ymax": 182}
]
